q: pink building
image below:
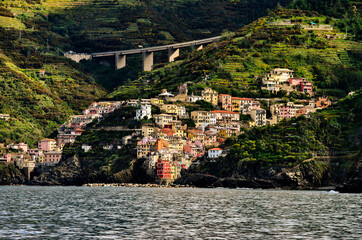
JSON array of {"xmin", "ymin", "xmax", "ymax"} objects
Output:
[
  {"xmin": 289, "ymin": 78, "xmax": 306, "ymax": 86},
  {"xmin": 57, "ymin": 133, "xmax": 80, "ymax": 147},
  {"xmin": 252, "ymin": 101, "xmax": 260, "ymax": 109},
  {"xmin": 28, "ymin": 149, "xmax": 43, "ymax": 157},
  {"xmin": 44, "ymin": 151, "xmax": 62, "ymax": 166},
  {"xmin": 279, "ymin": 105, "xmax": 291, "ymax": 119},
  {"xmin": 38, "ymin": 139, "xmax": 57, "ymax": 152},
  {"xmin": 218, "ymin": 94, "xmax": 232, "ymax": 111},
  {"xmin": 289, "ymin": 78, "xmax": 313, "ymax": 94}
]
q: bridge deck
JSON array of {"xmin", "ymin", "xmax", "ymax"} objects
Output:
[{"xmin": 92, "ymin": 36, "xmax": 222, "ymax": 57}]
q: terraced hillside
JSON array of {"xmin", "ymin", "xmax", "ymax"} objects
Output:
[
  {"xmin": 0, "ymin": 0, "xmax": 296, "ymax": 145},
  {"xmin": 0, "ymin": 0, "xmax": 292, "ymax": 51},
  {"xmin": 109, "ymin": 9, "xmax": 362, "ymax": 100},
  {"xmin": 0, "ymin": 18, "xmax": 106, "ymax": 145}
]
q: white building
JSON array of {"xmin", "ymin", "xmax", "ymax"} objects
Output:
[
  {"xmin": 81, "ymin": 144, "xmax": 92, "ymax": 153},
  {"xmin": 176, "ymin": 105, "xmax": 188, "ymax": 118},
  {"xmin": 261, "ymin": 68, "xmax": 295, "ymax": 93},
  {"xmin": 136, "ymin": 104, "xmax": 152, "ymax": 120},
  {"xmin": 250, "ymin": 108, "xmax": 267, "ymax": 127},
  {"xmin": 187, "ymin": 94, "xmax": 204, "ymax": 103},
  {"xmin": 208, "ymin": 148, "xmax": 223, "ymax": 159}
]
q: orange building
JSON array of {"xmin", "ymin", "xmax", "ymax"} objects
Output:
[
  {"xmin": 219, "ymin": 94, "xmax": 232, "ymax": 111},
  {"xmin": 156, "ymin": 139, "xmax": 169, "ymax": 152},
  {"xmin": 315, "ymin": 97, "xmax": 331, "ymax": 108}
]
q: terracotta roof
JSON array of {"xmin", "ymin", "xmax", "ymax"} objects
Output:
[
  {"xmin": 231, "ymin": 97, "xmax": 252, "ymax": 101},
  {"xmin": 41, "ymin": 138, "xmax": 56, "ymax": 142},
  {"xmin": 161, "ymin": 128, "xmax": 173, "ymax": 136},
  {"xmin": 211, "ymin": 110, "xmax": 239, "ymax": 114},
  {"xmin": 75, "ymin": 129, "xmax": 85, "ymax": 132},
  {"xmin": 209, "ymin": 148, "xmax": 223, "ymax": 151}
]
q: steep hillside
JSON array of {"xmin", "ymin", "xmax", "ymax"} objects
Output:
[
  {"xmin": 0, "ymin": 0, "xmax": 292, "ymax": 51},
  {"xmin": 109, "ymin": 9, "xmax": 362, "ymax": 100},
  {"xmin": 32, "ymin": 90, "xmax": 362, "ymax": 189},
  {"xmin": 0, "ymin": 26, "xmax": 106, "ymax": 145},
  {"xmin": 0, "ymin": 0, "xmax": 294, "ymax": 90},
  {"xmin": 0, "ymin": 0, "xmax": 300, "ymax": 145},
  {"xmin": 200, "ymin": 90, "xmax": 362, "ymax": 178}
]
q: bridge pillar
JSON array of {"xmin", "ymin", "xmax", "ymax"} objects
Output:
[
  {"xmin": 142, "ymin": 52, "xmax": 154, "ymax": 71},
  {"xmin": 168, "ymin": 48, "xmax": 180, "ymax": 62},
  {"xmin": 115, "ymin": 53, "xmax": 126, "ymax": 70},
  {"xmin": 194, "ymin": 44, "xmax": 203, "ymax": 51}
]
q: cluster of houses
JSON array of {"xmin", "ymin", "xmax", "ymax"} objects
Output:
[
  {"xmin": 0, "ymin": 139, "xmax": 62, "ymax": 180},
  {"xmin": 261, "ymin": 68, "xmax": 313, "ymax": 95},
  {"xmin": 0, "ymin": 68, "xmax": 332, "ymax": 183},
  {"xmin": 0, "ymin": 101, "xmax": 124, "ymax": 179},
  {"xmin": 130, "ymin": 78, "xmax": 329, "ymax": 182}
]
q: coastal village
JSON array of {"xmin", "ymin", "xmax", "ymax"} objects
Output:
[{"xmin": 0, "ymin": 68, "xmax": 332, "ymax": 183}]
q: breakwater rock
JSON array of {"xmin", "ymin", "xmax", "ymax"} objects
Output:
[{"xmin": 83, "ymin": 183, "xmax": 191, "ymax": 188}]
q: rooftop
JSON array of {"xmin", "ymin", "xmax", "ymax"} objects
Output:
[
  {"xmin": 209, "ymin": 148, "xmax": 223, "ymax": 151},
  {"xmin": 211, "ymin": 110, "xmax": 239, "ymax": 114},
  {"xmin": 231, "ymin": 97, "xmax": 252, "ymax": 101}
]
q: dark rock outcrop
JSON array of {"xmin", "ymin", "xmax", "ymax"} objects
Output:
[
  {"xmin": 0, "ymin": 163, "xmax": 26, "ymax": 185},
  {"xmin": 31, "ymin": 155, "xmax": 85, "ymax": 186},
  {"xmin": 174, "ymin": 173, "xmax": 220, "ymax": 188},
  {"xmin": 337, "ymin": 152, "xmax": 362, "ymax": 193}
]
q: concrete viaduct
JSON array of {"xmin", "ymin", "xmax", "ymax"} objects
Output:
[{"xmin": 64, "ymin": 36, "xmax": 222, "ymax": 71}]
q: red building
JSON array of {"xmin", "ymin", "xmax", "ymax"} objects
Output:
[
  {"xmin": 299, "ymin": 81, "xmax": 313, "ymax": 94},
  {"xmin": 157, "ymin": 159, "xmax": 172, "ymax": 179}
]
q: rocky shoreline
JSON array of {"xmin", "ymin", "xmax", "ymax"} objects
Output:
[{"xmin": 82, "ymin": 183, "xmax": 193, "ymax": 188}]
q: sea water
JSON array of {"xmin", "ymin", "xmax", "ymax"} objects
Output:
[{"xmin": 0, "ymin": 186, "xmax": 361, "ymax": 239}]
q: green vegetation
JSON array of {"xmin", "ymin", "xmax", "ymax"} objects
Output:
[
  {"xmin": 109, "ymin": 9, "xmax": 362, "ymax": 101},
  {"xmin": 62, "ymin": 107, "xmax": 140, "ymax": 180},
  {"xmin": 288, "ymin": 0, "xmax": 362, "ymax": 40},
  {"xmin": 0, "ymin": 0, "xmax": 293, "ymax": 90},
  {"xmin": 0, "ymin": 0, "xmax": 297, "ymax": 146},
  {"xmin": 201, "ymin": 90, "xmax": 362, "ymax": 177},
  {"xmin": 0, "ymin": 26, "xmax": 105, "ymax": 145}
]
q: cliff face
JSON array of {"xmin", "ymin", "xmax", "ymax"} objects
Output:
[
  {"xmin": 29, "ymin": 151, "xmax": 361, "ymax": 192},
  {"xmin": 337, "ymin": 152, "xmax": 362, "ymax": 193},
  {"xmin": 176, "ymin": 156, "xmax": 360, "ymax": 191},
  {"xmin": 0, "ymin": 164, "xmax": 26, "ymax": 185},
  {"xmin": 31, "ymin": 156, "xmax": 154, "ymax": 186},
  {"xmin": 31, "ymin": 156, "xmax": 85, "ymax": 186}
]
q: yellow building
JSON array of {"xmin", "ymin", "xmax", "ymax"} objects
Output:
[
  {"xmin": 169, "ymin": 140, "xmax": 184, "ymax": 152},
  {"xmin": 191, "ymin": 111, "xmax": 216, "ymax": 127},
  {"xmin": 154, "ymin": 114, "xmax": 174, "ymax": 128},
  {"xmin": 201, "ymin": 88, "xmax": 218, "ymax": 106},
  {"xmin": 142, "ymin": 125, "xmax": 157, "ymax": 137},
  {"xmin": 38, "ymin": 154, "xmax": 45, "ymax": 164},
  {"xmin": 169, "ymin": 121, "xmax": 186, "ymax": 137},
  {"xmin": 171, "ymin": 163, "xmax": 182, "ymax": 180},
  {"xmin": 188, "ymin": 129, "xmax": 205, "ymax": 142},
  {"xmin": 150, "ymin": 98, "xmax": 164, "ymax": 106},
  {"xmin": 219, "ymin": 128, "xmax": 232, "ymax": 138},
  {"xmin": 160, "ymin": 104, "xmax": 178, "ymax": 115}
]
